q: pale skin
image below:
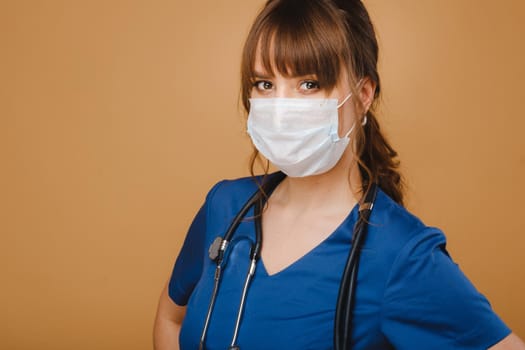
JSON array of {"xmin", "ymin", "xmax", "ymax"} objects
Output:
[{"xmin": 153, "ymin": 57, "xmax": 525, "ymax": 349}]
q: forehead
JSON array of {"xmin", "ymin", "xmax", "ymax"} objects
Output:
[
  {"xmin": 252, "ymin": 43, "xmax": 288, "ymax": 77},
  {"xmin": 250, "ymin": 34, "xmax": 339, "ymax": 84},
  {"xmin": 241, "ymin": 0, "xmax": 354, "ymax": 92}
]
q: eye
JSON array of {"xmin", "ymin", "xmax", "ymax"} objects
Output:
[
  {"xmin": 253, "ymin": 80, "xmax": 273, "ymax": 92},
  {"xmin": 299, "ymin": 80, "xmax": 320, "ymax": 92}
]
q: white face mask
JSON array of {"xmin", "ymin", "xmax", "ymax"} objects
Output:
[{"xmin": 247, "ymin": 93, "xmax": 361, "ymax": 177}]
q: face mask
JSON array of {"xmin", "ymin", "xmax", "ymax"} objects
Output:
[{"xmin": 247, "ymin": 93, "xmax": 361, "ymax": 177}]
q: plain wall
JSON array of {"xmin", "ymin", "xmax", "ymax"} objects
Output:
[{"xmin": 1, "ymin": 0, "xmax": 524, "ymax": 348}]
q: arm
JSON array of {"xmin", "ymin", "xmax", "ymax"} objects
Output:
[
  {"xmin": 153, "ymin": 281, "xmax": 187, "ymax": 350},
  {"xmin": 490, "ymin": 334, "xmax": 525, "ymax": 350},
  {"xmin": 380, "ymin": 229, "xmax": 514, "ymax": 349},
  {"xmin": 153, "ymin": 182, "xmax": 221, "ymax": 349},
  {"xmin": 153, "ymin": 199, "xmax": 209, "ymax": 349}
]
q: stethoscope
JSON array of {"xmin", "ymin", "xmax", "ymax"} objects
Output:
[{"xmin": 199, "ymin": 172, "xmax": 378, "ymax": 350}]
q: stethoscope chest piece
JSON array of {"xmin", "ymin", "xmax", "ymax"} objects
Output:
[{"xmin": 209, "ymin": 236, "xmax": 226, "ymax": 263}]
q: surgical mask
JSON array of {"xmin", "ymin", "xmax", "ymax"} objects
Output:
[{"xmin": 247, "ymin": 93, "xmax": 361, "ymax": 177}]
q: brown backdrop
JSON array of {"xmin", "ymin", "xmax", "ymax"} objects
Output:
[{"xmin": 2, "ymin": 1, "xmax": 524, "ymax": 349}]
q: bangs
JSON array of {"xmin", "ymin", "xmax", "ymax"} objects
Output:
[{"xmin": 241, "ymin": 0, "xmax": 352, "ymax": 108}]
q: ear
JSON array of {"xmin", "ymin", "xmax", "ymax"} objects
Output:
[{"xmin": 358, "ymin": 77, "xmax": 376, "ymax": 114}]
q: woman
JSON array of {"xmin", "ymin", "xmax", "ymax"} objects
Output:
[{"xmin": 154, "ymin": 0, "xmax": 525, "ymax": 349}]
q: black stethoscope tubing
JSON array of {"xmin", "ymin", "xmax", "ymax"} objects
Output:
[
  {"xmin": 335, "ymin": 181, "xmax": 377, "ymax": 350},
  {"xmin": 199, "ymin": 172, "xmax": 377, "ymax": 350},
  {"xmin": 200, "ymin": 173, "xmax": 284, "ymax": 350}
]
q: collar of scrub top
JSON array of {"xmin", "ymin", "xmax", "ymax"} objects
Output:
[{"xmin": 201, "ymin": 171, "xmax": 378, "ymax": 350}]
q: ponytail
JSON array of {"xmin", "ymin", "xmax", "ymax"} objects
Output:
[{"xmin": 356, "ymin": 111, "xmax": 404, "ymax": 205}]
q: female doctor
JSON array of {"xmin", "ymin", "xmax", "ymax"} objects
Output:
[{"xmin": 154, "ymin": 0, "xmax": 525, "ymax": 349}]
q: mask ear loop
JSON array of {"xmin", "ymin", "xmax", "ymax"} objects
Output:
[
  {"xmin": 337, "ymin": 92, "xmax": 353, "ymax": 109},
  {"xmin": 338, "ymin": 77, "xmax": 366, "ymax": 108},
  {"xmin": 335, "ymin": 81, "xmax": 368, "ymax": 140},
  {"xmin": 335, "ymin": 113, "xmax": 368, "ymax": 142}
]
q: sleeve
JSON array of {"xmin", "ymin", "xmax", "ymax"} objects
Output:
[
  {"xmin": 167, "ymin": 182, "xmax": 222, "ymax": 306},
  {"xmin": 380, "ymin": 228, "xmax": 511, "ymax": 349}
]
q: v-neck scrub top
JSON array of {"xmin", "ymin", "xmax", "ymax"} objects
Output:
[{"xmin": 168, "ymin": 175, "xmax": 510, "ymax": 349}]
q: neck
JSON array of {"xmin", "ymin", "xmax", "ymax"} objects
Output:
[{"xmin": 271, "ymin": 162, "xmax": 362, "ymax": 212}]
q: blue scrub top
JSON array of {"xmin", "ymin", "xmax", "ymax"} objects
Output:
[{"xmin": 168, "ymin": 174, "xmax": 510, "ymax": 349}]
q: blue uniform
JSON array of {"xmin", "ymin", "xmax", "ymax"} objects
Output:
[{"xmin": 169, "ymin": 175, "xmax": 510, "ymax": 349}]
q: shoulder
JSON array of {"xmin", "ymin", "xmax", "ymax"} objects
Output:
[
  {"xmin": 207, "ymin": 174, "xmax": 259, "ymax": 197},
  {"xmin": 201, "ymin": 173, "xmax": 279, "ymax": 225},
  {"xmin": 373, "ymin": 189, "xmax": 512, "ymax": 347},
  {"xmin": 204, "ymin": 174, "xmax": 261, "ymax": 207},
  {"xmin": 363, "ymin": 188, "xmax": 447, "ymax": 271},
  {"xmin": 204, "ymin": 171, "xmax": 285, "ymax": 205}
]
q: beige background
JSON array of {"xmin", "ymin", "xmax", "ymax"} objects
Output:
[{"xmin": 1, "ymin": 0, "xmax": 524, "ymax": 349}]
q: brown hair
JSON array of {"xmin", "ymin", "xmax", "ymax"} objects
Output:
[{"xmin": 240, "ymin": 0, "xmax": 404, "ymax": 205}]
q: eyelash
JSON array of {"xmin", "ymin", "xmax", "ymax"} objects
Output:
[
  {"xmin": 300, "ymin": 80, "xmax": 320, "ymax": 90},
  {"xmin": 252, "ymin": 79, "xmax": 321, "ymax": 93},
  {"xmin": 253, "ymin": 80, "xmax": 273, "ymax": 91}
]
